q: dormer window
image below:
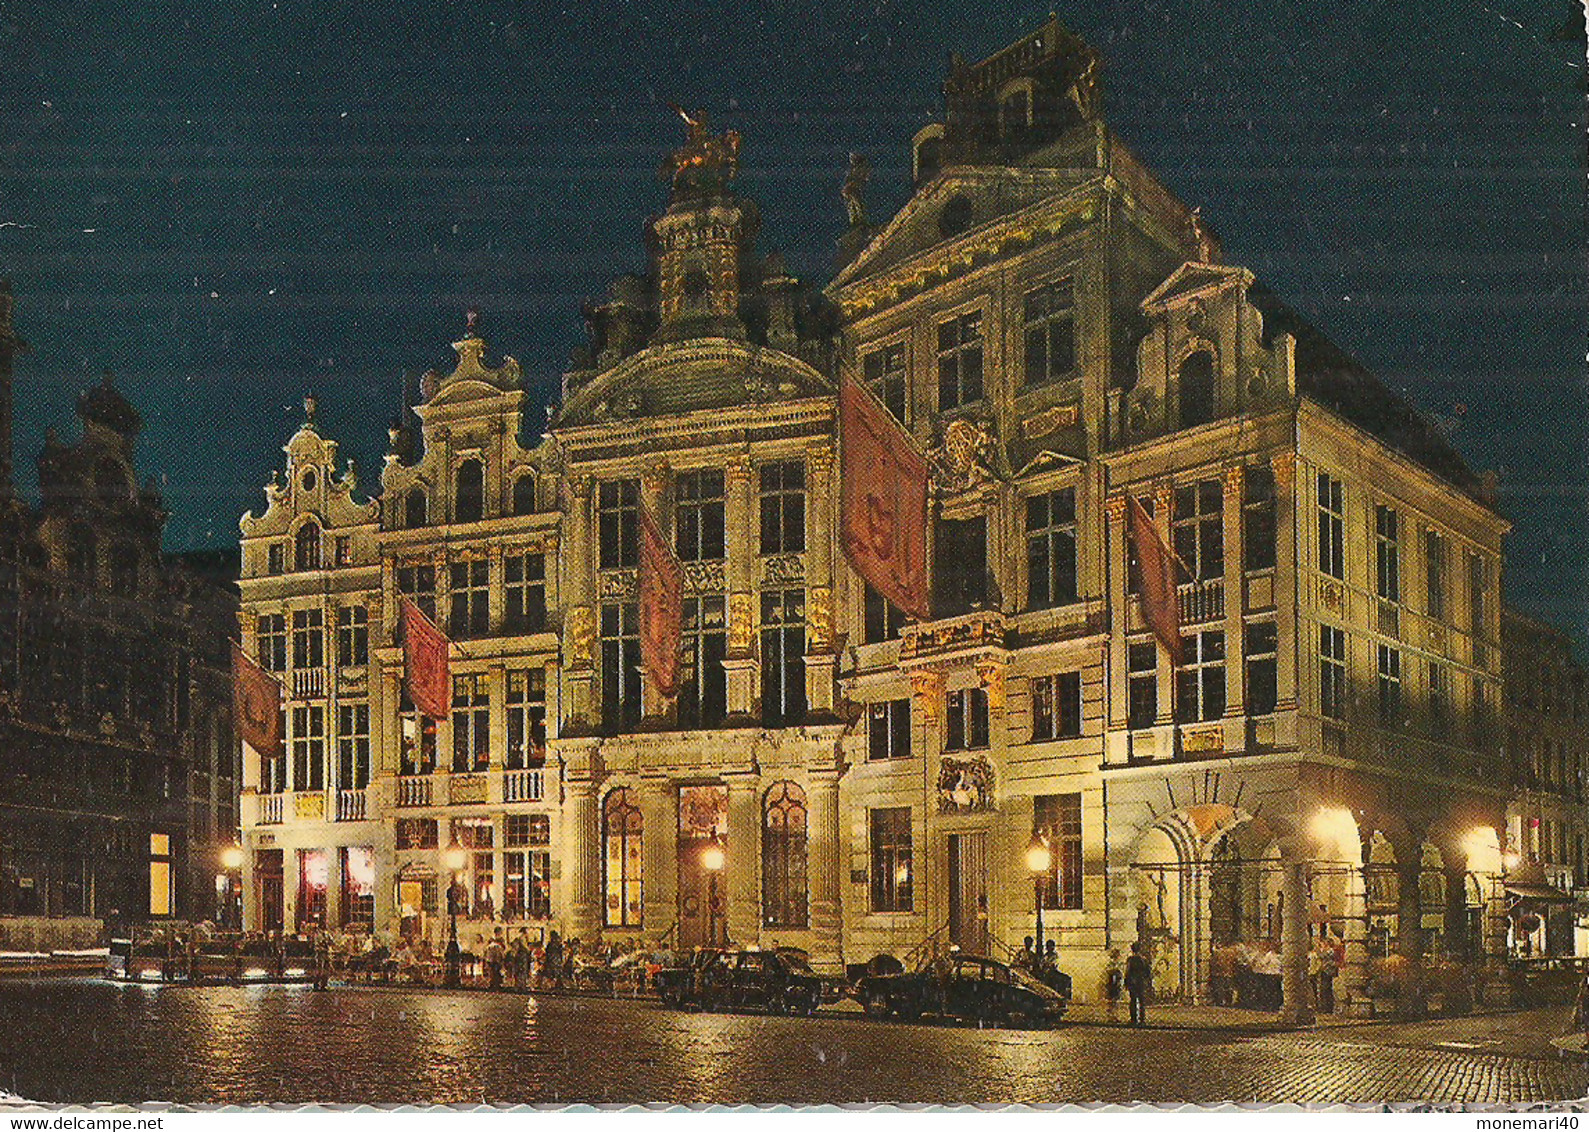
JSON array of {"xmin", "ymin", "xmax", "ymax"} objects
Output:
[
  {"xmin": 912, "ymin": 124, "xmax": 945, "ymax": 186},
  {"xmin": 512, "ymin": 473, "xmax": 537, "ymax": 517},
  {"xmin": 302, "ymin": 469, "xmax": 316, "ymax": 492},
  {"xmin": 455, "ymin": 459, "xmax": 484, "ymax": 524},
  {"xmin": 1179, "ymin": 350, "xmax": 1216, "ymax": 429},
  {"xmin": 404, "ymin": 487, "xmax": 428, "ymax": 529},
  {"xmin": 998, "ymin": 79, "xmax": 1035, "ymax": 140},
  {"xmin": 294, "ymin": 521, "xmax": 322, "ymax": 572}
]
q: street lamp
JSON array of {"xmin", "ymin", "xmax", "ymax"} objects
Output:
[
  {"xmin": 701, "ymin": 840, "xmax": 725, "ymax": 948},
  {"xmin": 1026, "ymin": 839, "xmax": 1052, "ymax": 960},
  {"xmin": 219, "ymin": 843, "xmax": 244, "ymax": 930},
  {"xmin": 443, "ymin": 838, "xmax": 467, "ymax": 988}
]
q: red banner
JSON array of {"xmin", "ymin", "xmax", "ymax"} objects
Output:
[
  {"xmin": 402, "ymin": 599, "xmax": 451, "ymax": 719},
  {"xmin": 839, "ymin": 376, "xmax": 930, "ymax": 621},
  {"xmin": 639, "ymin": 501, "xmax": 684, "ymax": 699},
  {"xmin": 231, "ymin": 641, "xmax": 282, "ymax": 759},
  {"xmin": 1127, "ymin": 494, "xmax": 1183, "ymax": 666}
]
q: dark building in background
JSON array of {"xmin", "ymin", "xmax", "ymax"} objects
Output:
[{"xmin": 0, "ymin": 284, "xmax": 239, "ymax": 948}]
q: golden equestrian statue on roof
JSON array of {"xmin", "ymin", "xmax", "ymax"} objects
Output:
[{"xmin": 660, "ymin": 104, "xmax": 741, "ymax": 196}]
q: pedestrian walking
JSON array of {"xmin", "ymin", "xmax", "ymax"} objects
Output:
[
  {"xmin": 1104, "ymin": 948, "xmax": 1124, "ymax": 1022},
  {"xmin": 1125, "ymin": 941, "xmax": 1151, "ymax": 1027},
  {"xmin": 1317, "ymin": 936, "xmax": 1338, "ymax": 1014},
  {"xmin": 312, "ymin": 929, "xmax": 331, "ymax": 991},
  {"xmin": 486, "ymin": 929, "xmax": 506, "ymax": 990}
]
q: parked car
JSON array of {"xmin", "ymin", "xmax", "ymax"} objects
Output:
[
  {"xmin": 655, "ymin": 947, "xmax": 824, "ymax": 1015},
  {"xmin": 858, "ymin": 954, "xmax": 1069, "ymax": 1028}
]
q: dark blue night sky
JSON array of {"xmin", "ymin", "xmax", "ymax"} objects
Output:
[{"xmin": 0, "ymin": 1, "xmax": 1583, "ymax": 638}]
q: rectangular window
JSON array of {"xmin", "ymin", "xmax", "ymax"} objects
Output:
[
  {"xmin": 1023, "ymin": 279, "xmax": 1075, "ymax": 387},
  {"xmin": 758, "ymin": 461, "xmax": 806, "ymax": 555},
  {"xmin": 936, "ymin": 311, "xmax": 984, "ymax": 410},
  {"xmin": 397, "ymin": 563, "xmax": 436, "ymax": 622},
  {"xmin": 1317, "ymin": 474, "xmax": 1345, "ymax": 580},
  {"xmin": 451, "ymin": 816, "xmax": 494, "ymax": 849},
  {"xmin": 504, "ymin": 552, "xmax": 547, "ymax": 634},
  {"xmin": 1245, "ymin": 621, "xmax": 1278, "ymax": 715},
  {"xmin": 1375, "ymin": 505, "xmax": 1400, "ymax": 603},
  {"xmin": 267, "ymin": 543, "xmax": 285, "ymax": 576},
  {"xmin": 598, "ymin": 478, "xmax": 640, "ymax": 570},
  {"xmin": 1425, "ymin": 530, "xmax": 1446, "ymax": 621},
  {"xmin": 869, "ymin": 807, "xmax": 913, "ymax": 912},
  {"xmin": 1175, "ymin": 630, "xmax": 1226, "ymax": 723},
  {"xmin": 1173, "ymin": 480, "xmax": 1224, "ymax": 581},
  {"xmin": 600, "ymin": 602, "xmax": 641, "ymax": 732},
  {"xmin": 1429, "ymin": 660, "xmax": 1450, "ymax": 732},
  {"xmin": 395, "ymin": 817, "xmax": 438, "ymax": 850},
  {"xmin": 945, "ymin": 686, "xmax": 990, "ymax": 751},
  {"xmin": 291, "ymin": 704, "xmax": 325, "ymax": 791},
  {"xmin": 1026, "ymin": 488, "xmax": 1077, "ymax": 609},
  {"xmin": 1468, "ymin": 552, "xmax": 1488, "ymax": 639},
  {"xmin": 1377, "ymin": 644, "xmax": 1402, "ymax": 726},
  {"xmin": 867, "ymin": 699, "xmax": 911, "ymax": 760},
  {"xmin": 1320, "ymin": 625, "xmax": 1347, "ymax": 720},
  {"xmin": 333, "ymin": 536, "xmax": 351, "ymax": 567},
  {"xmin": 261, "ymin": 711, "xmax": 288, "ymax": 793},
  {"xmin": 506, "ymin": 669, "xmax": 546, "ymax": 769},
  {"xmin": 760, "ymin": 588, "xmax": 806, "ymax": 727},
  {"xmin": 256, "ymin": 613, "xmax": 287, "ymax": 673},
  {"xmin": 1128, "ymin": 641, "xmax": 1158, "ymax": 729},
  {"xmin": 504, "ymin": 813, "xmax": 551, "ymax": 847},
  {"xmin": 1031, "ymin": 672, "xmax": 1083, "ymax": 741},
  {"xmin": 864, "ymin": 583, "xmax": 906, "ymax": 643},
  {"xmin": 680, "ymin": 595, "xmax": 727, "ymax": 728},
  {"xmin": 1033, "ymin": 793, "xmax": 1082, "ymax": 910},
  {"xmin": 451, "ymin": 673, "xmax": 489, "ymax": 771},
  {"xmin": 336, "ymin": 606, "xmax": 368, "ymax": 667},
  {"xmin": 291, "ymin": 608, "xmax": 324, "ymax": 669},
  {"xmin": 862, "ymin": 342, "xmax": 907, "ymax": 422},
  {"xmin": 675, "ymin": 469, "xmax": 726, "ymax": 562},
  {"xmin": 934, "ymin": 516, "xmax": 987, "ymax": 617},
  {"xmin": 399, "ymin": 692, "xmax": 437, "ymax": 775},
  {"xmin": 1243, "ymin": 464, "xmax": 1276, "ymax": 571},
  {"xmin": 448, "ymin": 558, "xmax": 490, "ymax": 639},
  {"xmin": 336, "ymin": 702, "xmax": 370, "ymax": 789},
  {"xmin": 504, "ymin": 849, "xmax": 551, "ymax": 919}
]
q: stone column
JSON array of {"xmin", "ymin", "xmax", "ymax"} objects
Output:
[
  {"xmin": 807, "ymin": 769, "xmax": 842, "ymax": 970},
  {"xmin": 1103, "ymin": 494, "xmax": 1129, "ymax": 764},
  {"xmin": 1279, "ymin": 852, "xmax": 1315, "ymax": 1024},
  {"xmin": 562, "ymin": 477, "xmax": 597, "ymax": 730},
  {"xmin": 724, "ymin": 456, "xmax": 758, "ymax": 719},
  {"xmin": 563, "ymin": 770, "xmax": 602, "ymax": 939},
  {"xmin": 1270, "ymin": 453, "xmax": 1299, "ymax": 716},
  {"xmin": 1153, "ymin": 483, "xmax": 1176, "ymax": 726},
  {"xmin": 1443, "ymin": 861, "xmax": 1470, "ymax": 962},
  {"xmin": 1221, "ymin": 464, "xmax": 1246, "ymax": 719},
  {"xmin": 726, "ymin": 776, "xmax": 761, "ymax": 947},
  {"xmin": 803, "ymin": 444, "xmax": 836, "ymax": 717},
  {"xmin": 639, "ymin": 781, "xmax": 677, "ymax": 941}
]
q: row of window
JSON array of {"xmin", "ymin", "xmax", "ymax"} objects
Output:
[
  {"xmin": 1319, "ymin": 624, "xmax": 1492, "ymax": 746},
  {"xmin": 1125, "ymin": 623, "xmax": 1278, "ymax": 728},
  {"xmin": 859, "ymin": 281, "xmax": 1076, "ymax": 424},
  {"xmin": 257, "ymin": 607, "xmax": 370, "ymax": 671},
  {"xmin": 868, "ymin": 794, "xmax": 1084, "ymax": 914},
  {"xmin": 596, "ymin": 463, "xmax": 807, "ymax": 571},
  {"xmin": 865, "ymin": 673, "xmax": 1085, "ymax": 761},
  {"xmin": 58, "ymin": 527, "xmax": 143, "ymax": 595},
  {"xmin": 1317, "ymin": 473, "xmax": 1490, "ymax": 634}
]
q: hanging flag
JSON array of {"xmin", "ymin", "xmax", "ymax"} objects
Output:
[
  {"xmin": 402, "ymin": 598, "xmax": 451, "ymax": 718},
  {"xmin": 839, "ymin": 376, "xmax": 930, "ymax": 621},
  {"xmin": 639, "ymin": 500, "xmax": 684, "ymax": 699},
  {"xmin": 231, "ymin": 641, "xmax": 283, "ymax": 759},
  {"xmin": 1127, "ymin": 494, "xmax": 1183, "ymax": 665}
]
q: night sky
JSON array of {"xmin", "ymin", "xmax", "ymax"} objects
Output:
[{"xmin": 0, "ymin": 1, "xmax": 1583, "ymax": 640}]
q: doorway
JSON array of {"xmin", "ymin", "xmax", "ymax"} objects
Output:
[
  {"xmin": 256, "ymin": 848, "xmax": 283, "ymax": 932},
  {"xmin": 947, "ymin": 832, "xmax": 988, "ymax": 954},
  {"xmin": 676, "ymin": 785, "xmax": 728, "ymax": 948}
]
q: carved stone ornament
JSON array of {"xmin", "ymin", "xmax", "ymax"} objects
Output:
[
  {"xmin": 743, "ymin": 370, "xmax": 799, "ymax": 403},
  {"xmin": 937, "ymin": 755, "xmax": 995, "ymax": 815},
  {"xmin": 807, "ymin": 585, "xmax": 834, "ymax": 651},
  {"xmin": 975, "ymin": 656, "xmax": 1006, "ymax": 712},
  {"xmin": 567, "ymin": 606, "xmax": 596, "ymax": 668},
  {"xmin": 727, "ymin": 591, "xmax": 755, "ymax": 654},
  {"xmin": 761, "ymin": 554, "xmax": 805, "ymax": 586},
  {"xmin": 683, "ymin": 559, "xmax": 726, "ymax": 593},
  {"xmin": 910, "ymin": 670, "xmax": 947, "ymax": 724},
  {"xmin": 1021, "ymin": 403, "xmax": 1080, "ymax": 439},
  {"xmin": 599, "ymin": 568, "xmax": 638, "ymax": 600},
  {"xmin": 593, "ymin": 391, "xmax": 643, "ymax": 421},
  {"xmin": 929, "ymin": 417, "xmax": 999, "ymax": 495}
]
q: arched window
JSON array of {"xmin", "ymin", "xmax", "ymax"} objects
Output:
[
  {"xmin": 762, "ymin": 781, "xmax": 808, "ymax": 929},
  {"xmin": 66, "ymin": 527, "xmax": 96, "ymax": 582},
  {"xmin": 455, "ymin": 459, "xmax": 484, "ymax": 524},
  {"xmin": 511, "ymin": 473, "xmax": 537, "ymax": 517},
  {"xmin": 294, "ymin": 521, "xmax": 322, "ymax": 571},
  {"xmin": 913, "ymin": 124, "xmax": 945, "ymax": 186},
  {"xmin": 603, "ymin": 787, "xmax": 643, "ymax": 927},
  {"xmin": 1179, "ymin": 350, "xmax": 1216, "ymax": 429},
  {"xmin": 404, "ymin": 487, "xmax": 427, "ymax": 529}
]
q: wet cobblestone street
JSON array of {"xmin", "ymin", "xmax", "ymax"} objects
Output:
[{"xmin": 0, "ymin": 979, "xmax": 1581, "ymax": 1106}]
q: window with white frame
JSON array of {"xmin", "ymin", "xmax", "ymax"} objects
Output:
[
  {"xmin": 506, "ymin": 669, "xmax": 546, "ymax": 769},
  {"xmin": 337, "ymin": 702, "xmax": 370, "ymax": 790},
  {"xmin": 1031, "ymin": 672, "xmax": 1083, "ymax": 740},
  {"xmin": 867, "ymin": 699, "xmax": 911, "ymax": 760},
  {"xmin": 862, "ymin": 342, "xmax": 907, "ymax": 422},
  {"xmin": 1317, "ymin": 474, "xmax": 1345, "ymax": 580},
  {"xmin": 504, "ymin": 552, "xmax": 546, "ymax": 634},
  {"xmin": 448, "ymin": 558, "xmax": 489, "ymax": 639},
  {"xmin": 1175, "ymin": 630, "xmax": 1226, "ymax": 723},
  {"xmin": 1173, "ymin": 480, "xmax": 1224, "ymax": 582},
  {"xmin": 336, "ymin": 606, "xmax": 368, "ymax": 667},
  {"xmin": 936, "ymin": 312, "xmax": 983, "ymax": 410},
  {"xmin": 451, "ymin": 674, "xmax": 489, "ymax": 772}
]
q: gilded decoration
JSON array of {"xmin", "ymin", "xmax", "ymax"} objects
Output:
[
  {"xmin": 937, "ymin": 755, "xmax": 995, "ymax": 815},
  {"xmin": 975, "ymin": 656, "xmax": 1006, "ymax": 712},
  {"xmin": 293, "ymin": 792, "xmax": 325, "ymax": 821},
  {"xmin": 1021, "ymin": 403, "xmax": 1080, "ymax": 439},
  {"xmin": 659, "ymin": 107, "xmax": 741, "ymax": 196},
  {"xmin": 599, "ymin": 569, "xmax": 638, "ymax": 600},
  {"xmin": 727, "ymin": 591, "xmax": 755, "ymax": 653},
  {"xmin": 807, "ymin": 585, "xmax": 834, "ymax": 650},
  {"xmin": 909, "ymin": 670, "xmax": 947, "ymax": 723},
  {"xmin": 1270, "ymin": 450, "xmax": 1296, "ymax": 490},
  {"xmin": 1181, "ymin": 724, "xmax": 1224, "ymax": 754},
  {"xmin": 900, "ymin": 609, "xmax": 1007, "ymax": 664},
  {"xmin": 1222, "ymin": 464, "xmax": 1244, "ymax": 500},
  {"xmin": 449, "ymin": 775, "xmax": 488, "ymax": 806},
  {"xmin": 683, "ymin": 559, "xmax": 726, "ymax": 593},
  {"xmin": 1103, "ymin": 495, "xmax": 1127, "ymax": 525},
  {"xmin": 567, "ymin": 606, "xmax": 596, "ymax": 667},
  {"xmin": 761, "ymin": 554, "xmax": 805, "ymax": 586},
  {"xmin": 929, "ymin": 417, "xmax": 999, "ymax": 496}
]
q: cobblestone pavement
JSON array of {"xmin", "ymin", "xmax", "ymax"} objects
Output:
[{"xmin": 0, "ymin": 979, "xmax": 1581, "ymax": 1106}]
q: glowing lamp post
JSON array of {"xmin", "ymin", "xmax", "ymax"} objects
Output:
[
  {"xmin": 443, "ymin": 839, "xmax": 467, "ymax": 988},
  {"xmin": 218, "ymin": 843, "xmax": 244, "ymax": 929},
  {"xmin": 702, "ymin": 841, "xmax": 726, "ymax": 948},
  {"xmin": 1026, "ymin": 840, "xmax": 1052, "ymax": 959}
]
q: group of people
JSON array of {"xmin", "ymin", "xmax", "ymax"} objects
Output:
[
  {"xmin": 388, "ymin": 929, "xmax": 671, "ymax": 992},
  {"xmin": 1011, "ymin": 936, "xmax": 1066, "ymax": 990}
]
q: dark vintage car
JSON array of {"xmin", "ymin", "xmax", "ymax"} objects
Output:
[
  {"xmin": 654, "ymin": 947, "xmax": 824, "ymax": 1015},
  {"xmin": 858, "ymin": 954, "xmax": 1070, "ymax": 1028}
]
